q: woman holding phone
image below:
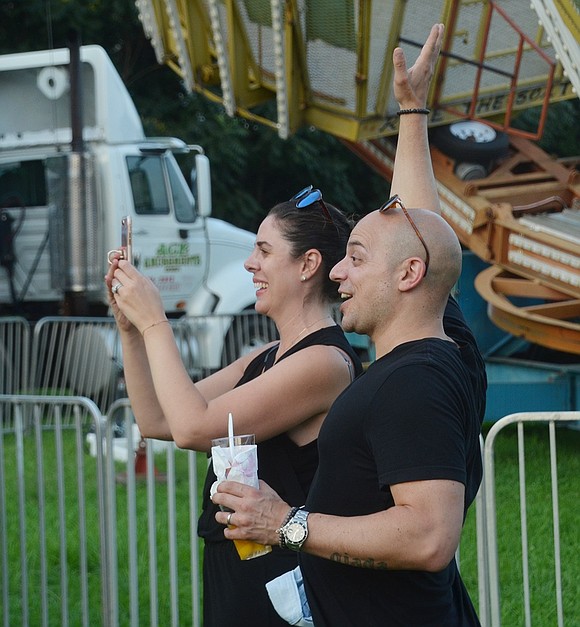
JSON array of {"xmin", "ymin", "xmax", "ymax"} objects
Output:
[{"xmin": 105, "ymin": 190, "xmax": 363, "ymax": 626}]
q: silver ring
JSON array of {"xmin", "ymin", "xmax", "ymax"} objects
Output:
[
  {"xmin": 226, "ymin": 512, "xmax": 233, "ymax": 526},
  {"xmin": 112, "ymin": 282, "xmax": 123, "ymax": 294}
]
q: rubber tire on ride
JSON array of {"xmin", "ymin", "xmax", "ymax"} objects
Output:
[{"xmin": 430, "ymin": 121, "xmax": 509, "ymax": 165}]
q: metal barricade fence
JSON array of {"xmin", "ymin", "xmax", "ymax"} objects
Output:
[
  {"xmin": 0, "ymin": 394, "xmax": 204, "ymax": 627},
  {"xmin": 24, "ymin": 312, "xmax": 279, "ymax": 416},
  {"xmin": 483, "ymin": 411, "xmax": 580, "ymax": 627},
  {"xmin": 30, "ymin": 317, "xmax": 123, "ymax": 417},
  {"xmin": 4, "ymin": 311, "xmax": 361, "ymax": 418},
  {"xmin": 456, "ymin": 435, "xmax": 490, "ymax": 627},
  {"xmin": 0, "ymin": 395, "xmax": 107, "ymax": 627},
  {"xmin": 0, "ymin": 317, "xmax": 30, "ymax": 396},
  {"xmin": 102, "ymin": 399, "xmax": 202, "ymax": 627},
  {"xmin": 0, "ymin": 311, "xmax": 276, "ymax": 626}
]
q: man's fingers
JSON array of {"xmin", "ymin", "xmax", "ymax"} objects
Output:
[
  {"xmin": 392, "ymin": 23, "xmax": 444, "ymax": 107},
  {"xmin": 392, "ymin": 46, "xmax": 406, "ymax": 71},
  {"xmin": 218, "ymin": 480, "xmax": 253, "ymax": 496},
  {"xmin": 392, "ymin": 47, "xmax": 410, "ymax": 96},
  {"xmin": 424, "ymin": 23, "xmax": 444, "ymax": 61},
  {"xmin": 414, "ymin": 23, "xmax": 444, "ymax": 67}
]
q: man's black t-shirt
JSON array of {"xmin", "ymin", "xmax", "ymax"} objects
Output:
[{"xmin": 301, "ymin": 296, "xmax": 486, "ymax": 626}]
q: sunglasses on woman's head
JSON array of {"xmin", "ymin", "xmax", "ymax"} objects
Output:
[
  {"xmin": 379, "ymin": 194, "xmax": 430, "ymax": 275},
  {"xmin": 291, "ymin": 185, "xmax": 334, "ymax": 224}
]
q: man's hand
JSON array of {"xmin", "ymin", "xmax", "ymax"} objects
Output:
[
  {"xmin": 213, "ymin": 480, "xmax": 290, "ymax": 547},
  {"xmin": 393, "ymin": 23, "xmax": 444, "ymax": 110}
]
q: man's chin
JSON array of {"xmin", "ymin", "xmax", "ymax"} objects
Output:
[{"xmin": 340, "ymin": 316, "xmax": 356, "ymax": 334}]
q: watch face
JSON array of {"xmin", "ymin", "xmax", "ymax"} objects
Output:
[{"xmin": 286, "ymin": 522, "xmax": 307, "ymax": 543}]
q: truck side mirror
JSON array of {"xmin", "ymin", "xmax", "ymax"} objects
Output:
[{"xmin": 193, "ymin": 153, "xmax": 212, "ymax": 218}]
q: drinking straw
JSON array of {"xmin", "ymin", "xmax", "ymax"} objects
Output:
[{"xmin": 228, "ymin": 412, "xmax": 234, "ymax": 450}]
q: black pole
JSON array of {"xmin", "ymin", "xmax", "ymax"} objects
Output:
[
  {"xmin": 65, "ymin": 29, "xmax": 90, "ymax": 316},
  {"xmin": 68, "ymin": 30, "xmax": 84, "ymax": 153}
]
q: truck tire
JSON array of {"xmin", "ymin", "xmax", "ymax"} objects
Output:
[
  {"xmin": 63, "ymin": 324, "xmax": 121, "ymax": 398},
  {"xmin": 221, "ymin": 313, "xmax": 278, "ymax": 367},
  {"xmin": 431, "ymin": 121, "xmax": 509, "ymax": 165}
]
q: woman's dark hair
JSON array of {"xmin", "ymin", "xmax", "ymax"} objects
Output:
[{"xmin": 267, "ymin": 199, "xmax": 353, "ymax": 303}]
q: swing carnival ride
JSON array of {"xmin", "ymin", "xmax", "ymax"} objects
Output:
[{"xmin": 134, "ymin": 0, "xmax": 580, "ymax": 378}]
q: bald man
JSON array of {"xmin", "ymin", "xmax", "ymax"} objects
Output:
[
  {"xmin": 213, "ymin": 24, "xmax": 485, "ymax": 626},
  {"xmin": 291, "ymin": 204, "xmax": 485, "ymax": 626}
]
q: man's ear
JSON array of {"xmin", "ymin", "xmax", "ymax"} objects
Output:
[{"xmin": 398, "ymin": 257, "xmax": 426, "ymax": 292}]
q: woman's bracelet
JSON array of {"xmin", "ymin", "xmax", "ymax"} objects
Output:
[
  {"xmin": 397, "ymin": 107, "xmax": 430, "ymax": 116},
  {"xmin": 142, "ymin": 319, "xmax": 170, "ymax": 337}
]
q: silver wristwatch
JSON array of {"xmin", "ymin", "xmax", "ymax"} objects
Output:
[{"xmin": 280, "ymin": 507, "xmax": 310, "ymax": 551}]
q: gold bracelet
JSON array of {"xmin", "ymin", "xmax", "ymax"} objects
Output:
[{"xmin": 142, "ymin": 319, "xmax": 169, "ymax": 337}]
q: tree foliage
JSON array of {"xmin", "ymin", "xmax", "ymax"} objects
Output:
[{"xmin": 513, "ymin": 100, "xmax": 580, "ymax": 159}]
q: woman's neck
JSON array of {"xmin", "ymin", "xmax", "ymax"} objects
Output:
[{"xmin": 276, "ymin": 308, "xmax": 335, "ymax": 355}]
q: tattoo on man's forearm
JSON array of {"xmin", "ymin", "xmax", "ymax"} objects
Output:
[{"xmin": 330, "ymin": 552, "xmax": 389, "ymax": 570}]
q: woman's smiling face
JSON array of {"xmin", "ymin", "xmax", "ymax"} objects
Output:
[{"xmin": 244, "ymin": 215, "xmax": 302, "ymax": 318}]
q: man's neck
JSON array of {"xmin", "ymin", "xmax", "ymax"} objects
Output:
[{"xmin": 373, "ymin": 320, "xmax": 448, "ymax": 359}]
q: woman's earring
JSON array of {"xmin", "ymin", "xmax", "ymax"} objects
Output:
[{"xmin": 301, "ymin": 275, "xmax": 307, "ymax": 282}]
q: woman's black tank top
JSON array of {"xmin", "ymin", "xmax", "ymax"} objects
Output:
[{"xmin": 198, "ymin": 325, "xmax": 363, "ymax": 542}]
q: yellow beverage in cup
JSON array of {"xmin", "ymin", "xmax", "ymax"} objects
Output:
[
  {"xmin": 211, "ymin": 433, "xmax": 272, "ymax": 560},
  {"xmin": 232, "ymin": 534, "xmax": 272, "ymax": 560}
]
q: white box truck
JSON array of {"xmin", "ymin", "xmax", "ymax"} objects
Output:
[{"xmin": 0, "ymin": 44, "xmax": 269, "ymax": 377}]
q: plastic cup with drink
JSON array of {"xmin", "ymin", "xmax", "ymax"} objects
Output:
[{"xmin": 210, "ymin": 414, "xmax": 272, "ymax": 560}]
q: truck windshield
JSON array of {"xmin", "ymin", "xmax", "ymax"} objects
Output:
[{"xmin": 127, "ymin": 153, "xmax": 196, "ymax": 223}]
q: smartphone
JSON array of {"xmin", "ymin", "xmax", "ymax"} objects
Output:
[{"xmin": 121, "ymin": 215, "xmax": 133, "ymax": 264}]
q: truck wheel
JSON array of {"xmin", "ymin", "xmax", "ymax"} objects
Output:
[
  {"xmin": 63, "ymin": 324, "xmax": 121, "ymax": 404},
  {"xmin": 221, "ymin": 314, "xmax": 278, "ymax": 366},
  {"xmin": 431, "ymin": 121, "xmax": 509, "ymax": 165}
]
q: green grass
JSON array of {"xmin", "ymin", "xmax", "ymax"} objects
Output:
[
  {"xmin": 458, "ymin": 423, "xmax": 580, "ymax": 626},
  {"xmin": 1, "ymin": 423, "xmax": 579, "ymax": 626}
]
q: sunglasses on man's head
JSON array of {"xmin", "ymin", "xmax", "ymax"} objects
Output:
[
  {"xmin": 379, "ymin": 195, "xmax": 430, "ymax": 275},
  {"xmin": 291, "ymin": 185, "xmax": 334, "ymax": 224}
]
